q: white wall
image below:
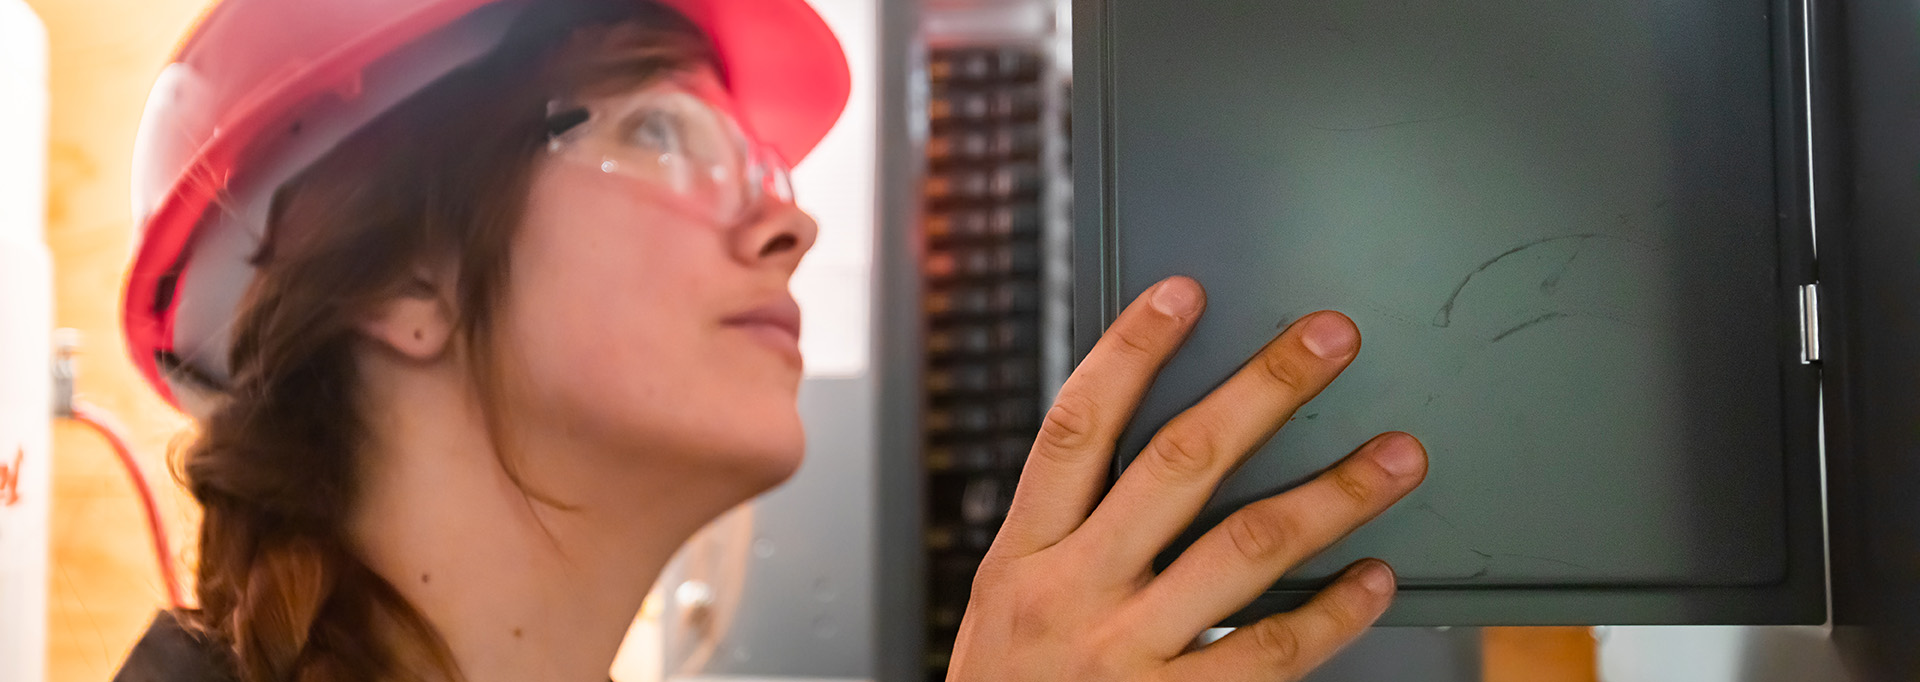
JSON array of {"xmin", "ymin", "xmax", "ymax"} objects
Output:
[
  {"xmin": 0, "ymin": 2, "xmax": 53, "ymax": 681},
  {"xmin": 1598, "ymin": 627, "xmax": 1854, "ymax": 682},
  {"xmin": 789, "ymin": 0, "xmax": 878, "ymax": 380}
]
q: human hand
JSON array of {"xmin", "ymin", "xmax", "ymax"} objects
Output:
[{"xmin": 948, "ymin": 276, "xmax": 1428, "ymax": 681}]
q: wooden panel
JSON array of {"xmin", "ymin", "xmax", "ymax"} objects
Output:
[
  {"xmin": 25, "ymin": 1, "xmax": 223, "ymax": 680},
  {"xmin": 1483, "ymin": 627, "xmax": 1598, "ymax": 682}
]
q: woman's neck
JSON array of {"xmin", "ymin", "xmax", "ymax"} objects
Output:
[{"xmin": 346, "ymin": 362, "xmax": 756, "ymax": 682}]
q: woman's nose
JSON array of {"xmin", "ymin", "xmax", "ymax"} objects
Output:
[{"xmin": 732, "ymin": 204, "xmax": 819, "ymax": 270}]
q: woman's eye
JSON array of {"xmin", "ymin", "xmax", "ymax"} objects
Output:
[{"xmin": 626, "ymin": 109, "xmax": 684, "ymax": 154}]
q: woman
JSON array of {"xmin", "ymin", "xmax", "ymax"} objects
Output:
[{"xmin": 112, "ymin": 0, "xmax": 1429, "ymax": 680}]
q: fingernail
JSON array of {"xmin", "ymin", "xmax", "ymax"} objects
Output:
[
  {"xmin": 1299, "ymin": 313, "xmax": 1358, "ymax": 359},
  {"xmin": 1358, "ymin": 562, "xmax": 1396, "ymax": 595},
  {"xmin": 1371, "ymin": 433, "xmax": 1423, "ymax": 477},
  {"xmin": 1152, "ymin": 277, "xmax": 1201, "ymax": 317}
]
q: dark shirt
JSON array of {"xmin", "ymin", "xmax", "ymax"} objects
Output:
[
  {"xmin": 111, "ymin": 610, "xmax": 622, "ymax": 682},
  {"xmin": 111, "ymin": 611, "xmax": 238, "ymax": 682}
]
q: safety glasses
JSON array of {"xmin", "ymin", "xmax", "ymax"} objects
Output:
[{"xmin": 545, "ymin": 81, "xmax": 795, "ymax": 227}]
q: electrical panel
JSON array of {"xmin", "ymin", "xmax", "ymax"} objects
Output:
[
  {"xmin": 917, "ymin": 37, "xmax": 1072, "ymax": 679},
  {"xmin": 1072, "ymin": 0, "xmax": 1826, "ymax": 625}
]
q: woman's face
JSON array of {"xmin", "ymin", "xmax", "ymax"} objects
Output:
[{"xmin": 498, "ymin": 69, "xmax": 818, "ymax": 489}]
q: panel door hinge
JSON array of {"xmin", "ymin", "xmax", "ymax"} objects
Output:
[{"xmin": 1799, "ymin": 283, "xmax": 1822, "ymax": 365}]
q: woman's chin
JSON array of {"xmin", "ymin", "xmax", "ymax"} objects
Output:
[
  {"xmin": 747, "ymin": 443, "xmax": 805, "ymax": 491},
  {"xmin": 708, "ymin": 421, "xmax": 806, "ymax": 492}
]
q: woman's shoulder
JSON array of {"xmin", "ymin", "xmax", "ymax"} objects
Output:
[{"xmin": 111, "ymin": 610, "xmax": 239, "ymax": 682}]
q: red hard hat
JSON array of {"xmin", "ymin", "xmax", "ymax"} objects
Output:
[{"xmin": 123, "ymin": 0, "xmax": 851, "ymax": 416}]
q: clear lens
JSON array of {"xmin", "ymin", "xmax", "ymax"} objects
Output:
[{"xmin": 547, "ymin": 84, "xmax": 792, "ymax": 226}]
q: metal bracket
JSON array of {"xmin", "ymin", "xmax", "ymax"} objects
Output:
[
  {"xmin": 1799, "ymin": 283, "xmax": 1822, "ymax": 365},
  {"xmin": 51, "ymin": 328, "xmax": 78, "ymax": 418}
]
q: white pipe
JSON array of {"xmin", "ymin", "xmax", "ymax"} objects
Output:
[{"xmin": 0, "ymin": 2, "xmax": 52, "ymax": 681}]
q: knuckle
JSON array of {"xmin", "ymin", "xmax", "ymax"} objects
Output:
[
  {"xmin": 1255, "ymin": 346, "xmax": 1314, "ymax": 396},
  {"xmin": 1142, "ymin": 427, "xmax": 1219, "ymax": 482},
  {"xmin": 1036, "ymin": 393, "xmax": 1102, "ymax": 455},
  {"xmin": 1224, "ymin": 505, "xmax": 1298, "ymax": 563},
  {"xmin": 1082, "ymin": 620, "xmax": 1134, "ymax": 662},
  {"xmin": 1010, "ymin": 601, "xmax": 1053, "ymax": 640},
  {"xmin": 1249, "ymin": 618, "xmax": 1304, "ymax": 664},
  {"xmin": 969, "ymin": 556, "xmax": 1011, "ymax": 596},
  {"xmin": 1069, "ymin": 646, "xmax": 1129, "ymax": 680},
  {"xmin": 1007, "ymin": 578, "xmax": 1072, "ymax": 640},
  {"xmin": 1317, "ymin": 584, "xmax": 1378, "ymax": 635},
  {"xmin": 1106, "ymin": 324, "xmax": 1161, "ymax": 364},
  {"xmin": 1327, "ymin": 465, "xmax": 1378, "ymax": 508}
]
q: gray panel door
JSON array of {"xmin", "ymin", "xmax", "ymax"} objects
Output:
[{"xmin": 1074, "ymin": 0, "xmax": 1825, "ymax": 624}]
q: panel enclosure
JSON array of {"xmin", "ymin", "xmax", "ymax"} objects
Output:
[
  {"xmin": 1820, "ymin": 0, "xmax": 1920, "ymax": 677},
  {"xmin": 1073, "ymin": 0, "xmax": 1827, "ymax": 625}
]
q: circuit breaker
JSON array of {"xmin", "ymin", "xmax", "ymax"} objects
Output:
[{"xmin": 917, "ymin": 38, "xmax": 1072, "ymax": 679}]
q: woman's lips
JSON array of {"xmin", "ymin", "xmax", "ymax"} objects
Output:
[{"xmin": 723, "ymin": 298, "xmax": 803, "ymax": 366}]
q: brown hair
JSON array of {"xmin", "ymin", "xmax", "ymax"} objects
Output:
[{"xmin": 173, "ymin": 4, "xmax": 716, "ymax": 680}]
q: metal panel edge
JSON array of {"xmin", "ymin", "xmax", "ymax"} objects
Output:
[
  {"xmin": 1070, "ymin": 0, "xmax": 1110, "ymax": 368},
  {"xmin": 873, "ymin": 0, "xmax": 928, "ymax": 678},
  {"xmin": 1821, "ymin": 0, "xmax": 1920, "ymax": 676},
  {"xmin": 1761, "ymin": 0, "xmax": 1832, "ymax": 630}
]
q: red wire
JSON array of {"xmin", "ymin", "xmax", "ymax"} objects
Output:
[{"xmin": 67, "ymin": 401, "xmax": 185, "ymax": 610}]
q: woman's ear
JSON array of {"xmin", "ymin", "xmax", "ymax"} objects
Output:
[{"xmin": 358, "ymin": 268, "xmax": 458, "ymax": 361}]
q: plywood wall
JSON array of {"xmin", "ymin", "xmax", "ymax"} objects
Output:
[
  {"xmin": 26, "ymin": 1, "xmax": 215, "ymax": 679},
  {"xmin": 1486, "ymin": 626, "xmax": 1601, "ymax": 682}
]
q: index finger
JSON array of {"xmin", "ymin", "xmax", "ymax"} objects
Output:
[
  {"xmin": 1065, "ymin": 311, "xmax": 1361, "ymax": 570},
  {"xmin": 993, "ymin": 276, "xmax": 1205, "ymax": 557}
]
